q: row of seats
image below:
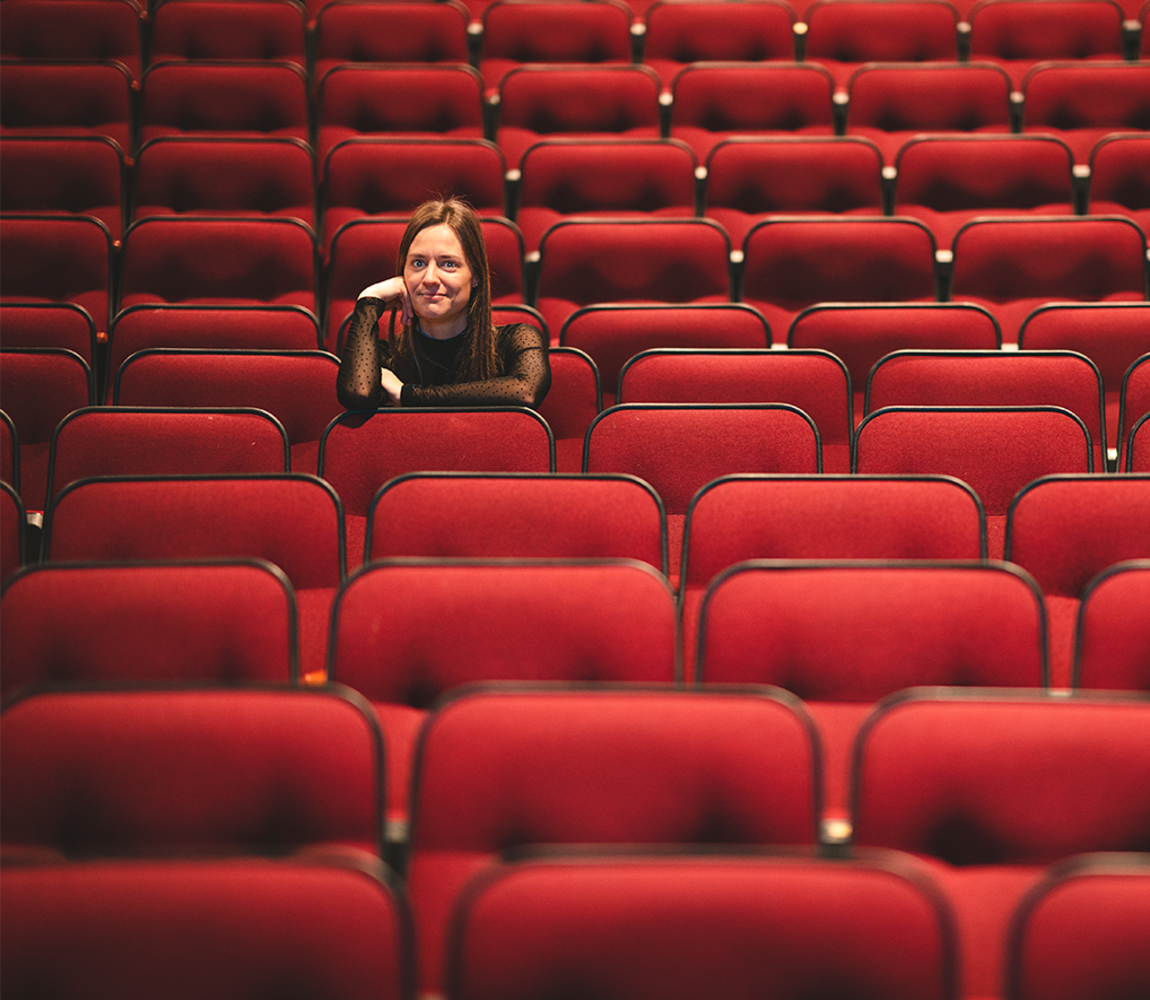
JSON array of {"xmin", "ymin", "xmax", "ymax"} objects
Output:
[
  {"xmin": 5, "ymin": 130, "xmax": 1149, "ymax": 252},
  {"xmin": 4, "ymin": 56, "xmax": 1147, "ymax": 165},
  {"xmin": 2, "ymin": 682, "xmax": 1148, "ymax": 999},
  {"xmin": 4, "ymin": 468, "xmax": 1149, "ymax": 682},
  {"xmin": 4, "ymin": 0, "xmax": 1147, "ymax": 88},
  {"xmin": 3, "ymin": 212, "xmax": 1147, "ymax": 363},
  {"xmin": 3, "ymin": 847, "xmax": 1146, "ymax": 1000}
]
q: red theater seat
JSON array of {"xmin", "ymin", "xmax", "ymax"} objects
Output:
[
  {"xmin": 535, "ymin": 218, "xmax": 731, "ymax": 337},
  {"xmin": 948, "ymin": 215, "xmax": 1148, "ymax": 342},
  {"xmin": 494, "ymin": 64, "xmax": 663, "ymax": 170},
  {"xmin": 148, "ymin": 0, "xmax": 307, "ymax": 69},
  {"xmin": 1087, "ymin": 132, "xmax": 1150, "ymax": 231},
  {"xmin": 741, "ymin": 217, "xmax": 938, "ymax": 336},
  {"xmin": 535, "ymin": 347, "xmax": 601, "ymax": 471},
  {"xmin": 617, "ymin": 348, "xmax": 853, "ymax": 473},
  {"xmin": 892, "ymin": 134, "xmax": 1077, "ymax": 250},
  {"xmin": 641, "ymin": 0, "xmax": 797, "ymax": 92},
  {"xmin": 851, "ymin": 689, "xmax": 1150, "ymax": 1000},
  {"xmin": 365, "ymin": 470, "xmax": 665, "ymax": 571},
  {"xmin": 478, "ymin": 0, "xmax": 634, "ymax": 97},
  {"xmin": 312, "ymin": 0, "xmax": 471, "ymax": 84},
  {"xmin": 113, "ymin": 349, "xmax": 342, "ymax": 474},
  {"xmin": 789, "ymin": 302, "xmax": 1001, "ymax": 425},
  {"xmin": 42, "ymin": 473, "xmax": 346, "ymax": 679},
  {"xmin": 513, "ymin": 138, "xmax": 698, "ymax": 256},
  {"xmin": 0, "ymin": 136, "xmax": 125, "ymax": 244},
  {"xmin": 447, "ymin": 852, "xmax": 957, "ymax": 1000},
  {"xmin": 139, "ymin": 60, "xmax": 310, "ymax": 146},
  {"xmin": 0, "ymin": 560, "xmax": 298, "ymax": 700},
  {"xmin": 802, "ymin": 0, "xmax": 961, "ymax": 91},
  {"xmin": 0, "ymin": 858, "xmax": 412, "ymax": 1000},
  {"xmin": 1073, "ymin": 560, "xmax": 1150, "ymax": 691},
  {"xmin": 561, "ymin": 303, "xmax": 771, "ymax": 408},
  {"xmin": 405, "ymin": 686, "xmax": 822, "ymax": 995},
  {"xmin": 329, "ymin": 559, "xmax": 678, "ymax": 834},
  {"xmin": 966, "ymin": 0, "xmax": 1125, "ymax": 89},
  {"xmin": 0, "ymin": 685, "xmax": 384, "ymax": 861},
  {"xmin": 698, "ymin": 560, "xmax": 1046, "ymax": 821},
  {"xmin": 0, "ymin": 0, "xmax": 144, "ymax": 81},
  {"xmin": 669, "ymin": 62, "xmax": 836, "ymax": 162},
  {"xmin": 1004, "ymin": 473, "xmax": 1150, "ymax": 686},
  {"xmin": 703, "ymin": 136, "xmax": 885, "ymax": 248}
]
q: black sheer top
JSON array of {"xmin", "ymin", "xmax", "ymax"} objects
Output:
[{"xmin": 336, "ymin": 296, "xmax": 551, "ymax": 410}]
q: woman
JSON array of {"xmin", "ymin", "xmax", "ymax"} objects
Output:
[{"xmin": 336, "ymin": 198, "xmax": 550, "ymax": 410}]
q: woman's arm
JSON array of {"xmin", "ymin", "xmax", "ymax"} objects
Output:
[
  {"xmin": 400, "ymin": 324, "xmax": 552, "ymax": 409},
  {"xmin": 335, "ymin": 279, "xmax": 411, "ymax": 410}
]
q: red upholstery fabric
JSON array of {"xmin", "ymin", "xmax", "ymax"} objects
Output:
[
  {"xmin": 149, "ymin": 0, "xmax": 307, "ymax": 68},
  {"xmin": 0, "ymin": 0, "xmax": 144, "ymax": 80},
  {"xmin": 447, "ymin": 853, "xmax": 956, "ymax": 1000},
  {"xmin": 851, "ymin": 690, "xmax": 1150, "ymax": 1000},
  {"xmin": 949, "ymin": 216, "xmax": 1148, "ymax": 341},
  {"xmin": 406, "ymin": 686, "xmax": 821, "ymax": 993},
  {"xmin": 1006, "ymin": 855, "xmax": 1150, "ymax": 1000},
  {"xmin": 0, "ymin": 412, "xmax": 17, "ymax": 493},
  {"xmin": 0, "ymin": 686, "xmax": 385, "ymax": 861},
  {"xmin": 0, "ymin": 349, "xmax": 94, "ymax": 512},
  {"xmin": 108, "ymin": 305, "xmax": 320, "ymax": 400},
  {"xmin": 0, "ymin": 214, "xmax": 114, "ymax": 344},
  {"xmin": 315, "ymin": 64, "xmax": 485, "ymax": 168},
  {"xmin": 642, "ymin": 0, "xmax": 796, "ymax": 91},
  {"xmin": 133, "ymin": 136, "xmax": 315, "ymax": 230},
  {"xmin": 42, "ymin": 473, "xmax": 345, "ymax": 677},
  {"xmin": 320, "ymin": 138, "xmax": 505, "ymax": 254},
  {"xmin": 669, "ymin": 62, "xmax": 836, "ymax": 162},
  {"xmin": 0, "ymin": 60, "xmax": 134, "ymax": 153},
  {"xmin": 0, "ymin": 135, "xmax": 124, "ymax": 243},
  {"xmin": 967, "ymin": 0, "xmax": 1125, "ymax": 89},
  {"xmin": 118, "ymin": 216, "xmax": 317, "ymax": 315},
  {"xmin": 113, "ymin": 350, "xmax": 342, "ymax": 473},
  {"xmin": 865, "ymin": 350, "xmax": 1107, "ymax": 470},
  {"xmin": 535, "ymin": 347, "xmax": 600, "ymax": 471},
  {"xmin": 845, "ymin": 62, "xmax": 1013, "ymax": 165},
  {"xmin": 514, "ymin": 138, "xmax": 698, "ymax": 255},
  {"xmin": 704, "ymin": 136, "xmax": 885, "ymax": 248},
  {"xmin": 1087, "ymin": 132, "xmax": 1150, "ymax": 231},
  {"xmin": 479, "ymin": 0, "xmax": 634, "ymax": 97},
  {"xmin": 139, "ymin": 60, "xmax": 310, "ymax": 146},
  {"xmin": 803, "ymin": 0, "xmax": 961, "ymax": 90},
  {"xmin": 789, "ymin": 302, "xmax": 1001, "ymax": 424},
  {"xmin": 1019, "ymin": 303, "xmax": 1150, "ymax": 459},
  {"xmin": 0, "ymin": 858, "xmax": 411, "ymax": 1000},
  {"xmin": 618, "ymin": 348, "xmax": 853, "ymax": 472},
  {"xmin": 854, "ymin": 406, "xmax": 1094, "ymax": 560},
  {"xmin": 1129, "ymin": 414, "xmax": 1150, "ymax": 471},
  {"xmin": 679, "ymin": 471, "xmax": 985, "ymax": 687},
  {"xmin": 46, "ymin": 407, "xmax": 288, "ymax": 503},
  {"xmin": 1073, "ymin": 560, "xmax": 1150, "ymax": 691},
  {"xmin": 0, "ymin": 560, "xmax": 297, "ymax": 699},
  {"xmin": 0, "ymin": 303, "xmax": 98, "ymax": 369},
  {"xmin": 1021, "ymin": 61, "xmax": 1150, "ymax": 163},
  {"xmin": 741, "ymin": 217, "xmax": 938, "ymax": 336},
  {"xmin": 699, "ymin": 561, "xmax": 1046, "ymax": 815},
  {"xmin": 1005, "ymin": 473, "xmax": 1150, "ymax": 685},
  {"xmin": 367, "ymin": 471, "xmax": 666, "ymax": 573},
  {"xmin": 535, "ymin": 218, "xmax": 732, "ymax": 336},
  {"xmin": 330, "ymin": 560, "xmax": 677, "ymax": 828},
  {"xmin": 561, "ymin": 303, "xmax": 771, "ymax": 407},
  {"xmin": 893, "ymin": 135, "xmax": 1076, "ymax": 249},
  {"xmin": 313, "ymin": 0, "xmax": 470, "ymax": 83},
  {"xmin": 495, "ymin": 64, "xmax": 662, "ymax": 170}
]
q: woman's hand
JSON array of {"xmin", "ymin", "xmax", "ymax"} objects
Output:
[
  {"xmin": 358, "ymin": 277, "xmax": 413, "ymax": 328},
  {"xmin": 380, "ymin": 367, "xmax": 404, "ymax": 406}
]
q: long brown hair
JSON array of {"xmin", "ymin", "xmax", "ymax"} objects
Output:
[{"xmin": 387, "ymin": 198, "xmax": 499, "ymax": 384}]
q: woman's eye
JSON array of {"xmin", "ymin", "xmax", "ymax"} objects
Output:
[{"xmin": 441, "ymin": 260, "xmax": 459, "ymax": 270}]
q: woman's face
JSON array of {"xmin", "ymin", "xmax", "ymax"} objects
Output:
[{"xmin": 403, "ymin": 223, "xmax": 475, "ymax": 336}]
